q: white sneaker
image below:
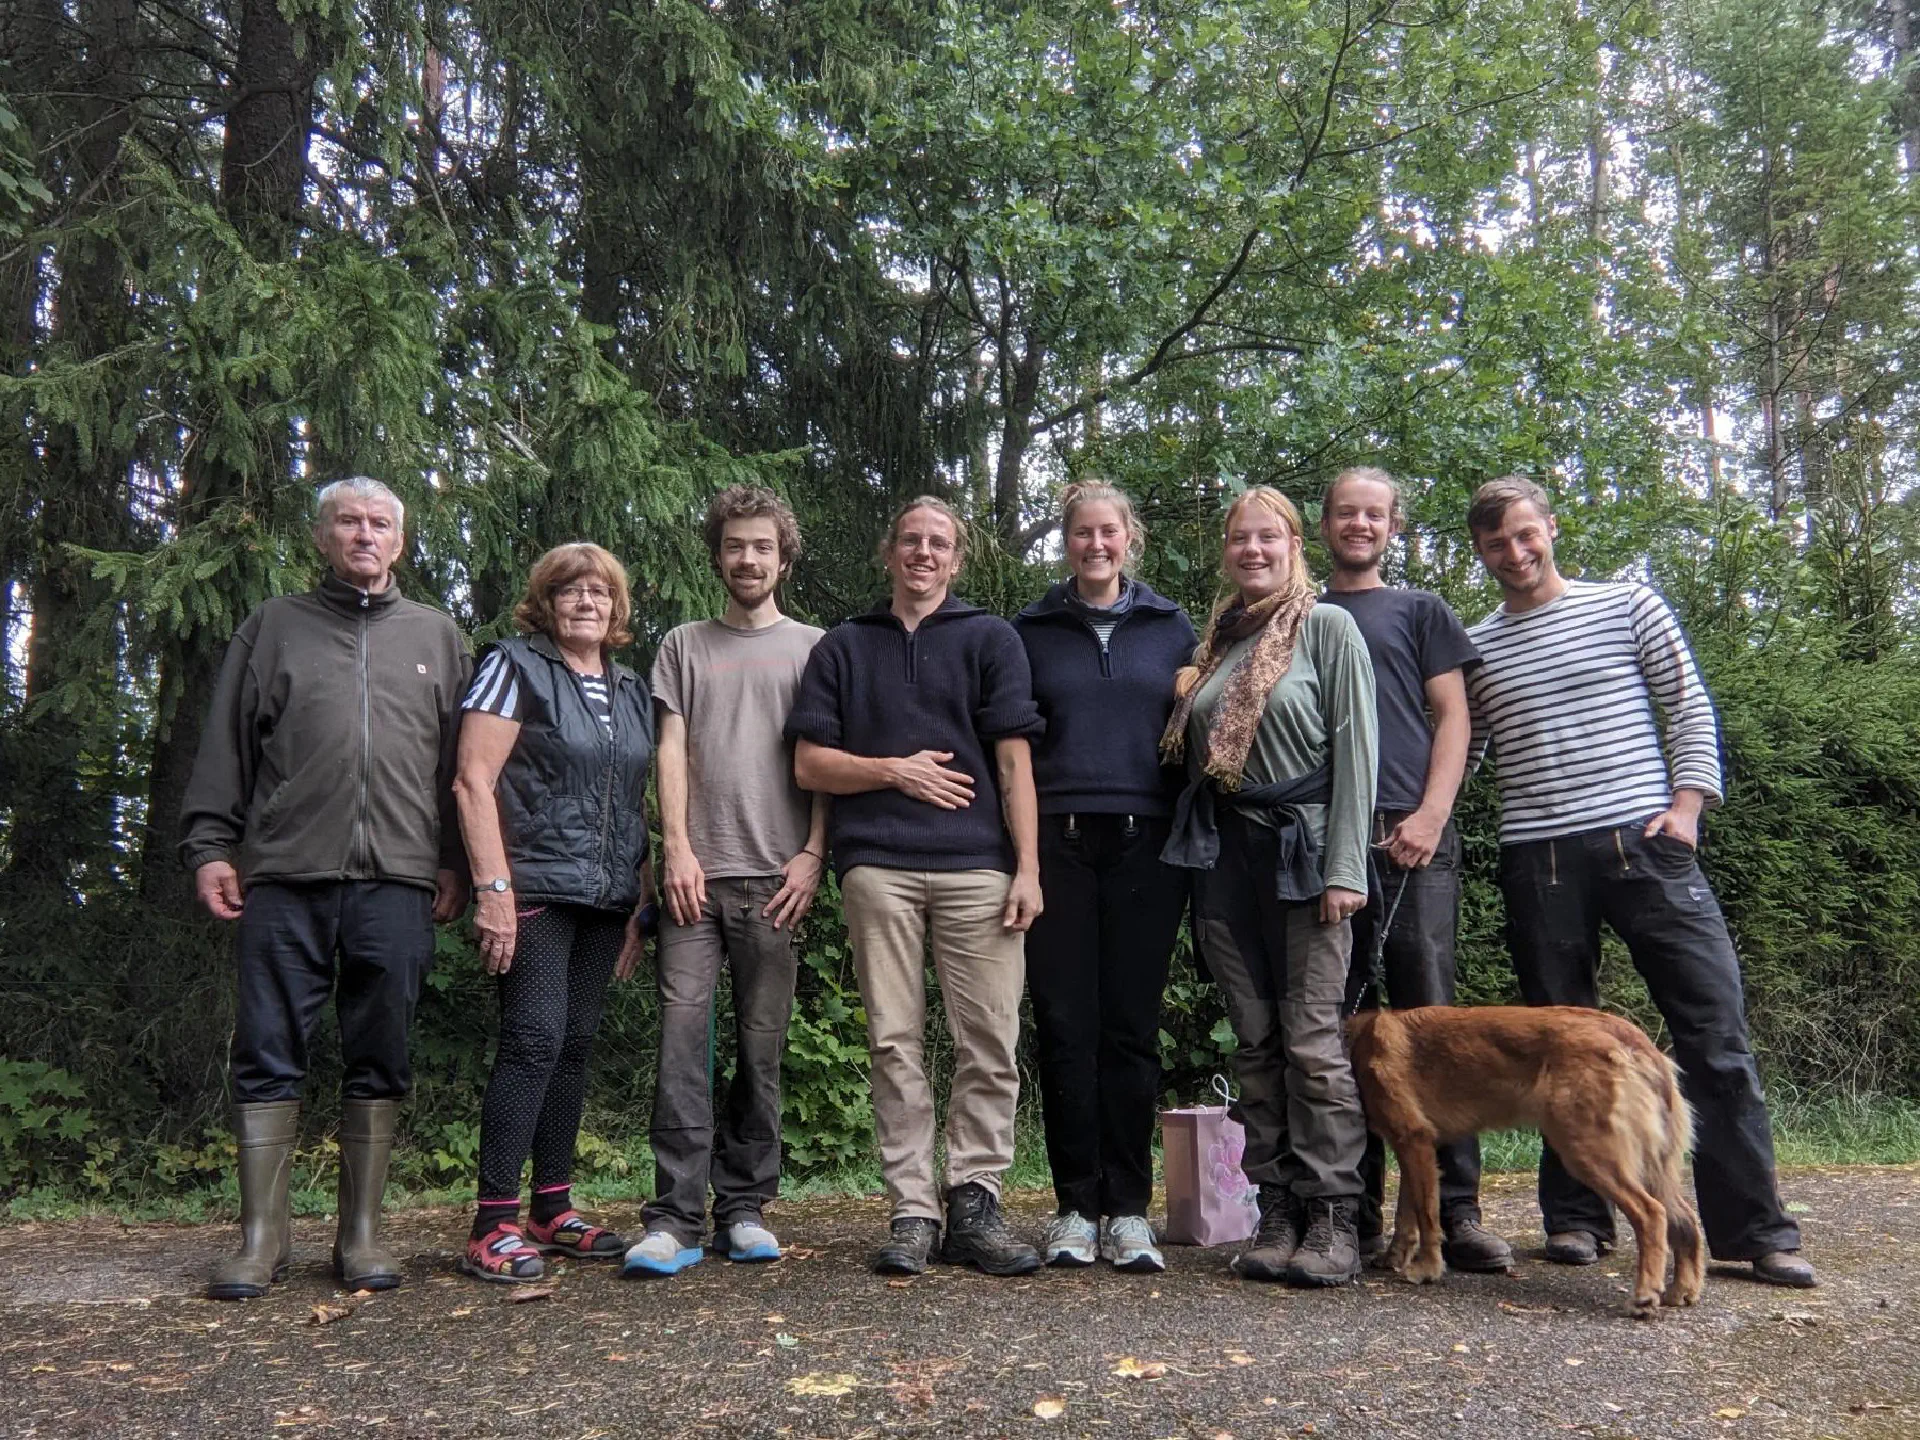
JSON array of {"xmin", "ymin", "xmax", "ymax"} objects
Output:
[
  {"xmin": 1100, "ymin": 1214, "xmax": 1165, "ymax": 1273},
  {"xmin": 621, "ymin": 1229, "xmax": 702, "ymax": 1277},
  {"xmin": 1042, "ymin": 1211, "xmax": 1098, "ymax": 1267},
  {"xmin": 719, "ymin": 1219, "xmax": 782, "ymax": 1263}
]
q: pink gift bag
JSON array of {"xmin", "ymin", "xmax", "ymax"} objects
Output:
[{"xmin": 1160, "ymin": 1077, "xmax": 1260, "ymax": 1247}]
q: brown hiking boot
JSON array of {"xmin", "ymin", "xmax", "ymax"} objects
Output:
[
  {"xmin": 1232, "ymin": 1187, "xmax": 1302, "ymax": 1282},
  {"xmin": 1752, "ymin": 1250, "xmax": 1817, "ymax": 1288},
  {"xmin": 1287, "ymin": 1197, "xmax": 1363, "ymax": 1288},
  {"xmin": 1442, "ymin": 1211, "xmax": 1514, "ymax": 1273}
]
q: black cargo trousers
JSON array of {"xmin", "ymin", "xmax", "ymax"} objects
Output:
[
  {"xmin": 1343, "ymin": 815, "xmax": 1484, "ymax": 1240},
  {"xmin": 1499, "ymin": 820, "xmax": 1799, "ymax": 1260}
]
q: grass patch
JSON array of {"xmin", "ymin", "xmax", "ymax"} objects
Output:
[{"xmin": 7, "ymin": 1090, "xmax": 1914, "ymax": 1225}]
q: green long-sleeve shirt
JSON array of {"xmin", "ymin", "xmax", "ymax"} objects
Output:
[{"xmin": 1187, "ymin": 602, "xmax": 1378, "ymax": 895}]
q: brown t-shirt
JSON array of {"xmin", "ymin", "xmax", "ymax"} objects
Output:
[{"xmin": 651, "ymin": 616, "xmax": 824, "ymax": 878}]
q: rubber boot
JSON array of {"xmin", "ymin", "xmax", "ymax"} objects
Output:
[
  {"xmin": 207, "ymin": 1101, "xmax": 299, "ymax": 1301},
  {"xmin": 333, "ymin": 1098, "xmax": 403, "ymax": 1290}
]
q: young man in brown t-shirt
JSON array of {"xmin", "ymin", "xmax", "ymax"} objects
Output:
[{"xmin": 625, "ymin": 488, "xmax": 827, "ymax": 1275}]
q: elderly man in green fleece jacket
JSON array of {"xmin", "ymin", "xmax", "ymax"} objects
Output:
[{"xmin": 179, "ymin": 477, "xmax": 470, "ymax": 1301}]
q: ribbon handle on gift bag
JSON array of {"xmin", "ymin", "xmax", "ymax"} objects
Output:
[{"xmin": 1210, "ymin": 1073, "xmax": 1237, "ymax": 1107}]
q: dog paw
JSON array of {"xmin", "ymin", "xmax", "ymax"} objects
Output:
[
  {"xmin": 1630, "ymin": 1293, "xmax": 1661, "ymax": 1320},
  {"xmin": 1661, "ymin": 1284, "xmax": 1700, "ymax": 1309},
  {"xmin": 1405, "ymin": 1254, "xmax": 1444, "ymax": 1285}
]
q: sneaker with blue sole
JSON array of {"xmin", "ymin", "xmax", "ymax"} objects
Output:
[
  {"xmin": 716, "ymin": 1219, "xmax": 782, "ymax": 1263},
  {"xmin": 622, "ymin": 1229, "xmax": 703, "ymax": 1276}
]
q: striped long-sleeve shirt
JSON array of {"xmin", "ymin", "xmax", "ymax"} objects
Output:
[{"xmin": 1466, "ymin": 580, "xmax": 1722, "ymax": 845}]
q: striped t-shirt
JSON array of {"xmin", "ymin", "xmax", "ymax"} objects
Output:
[
  {"xmin": 1466, "ymin": 580, "xmax": 1722, "ymax": 845},
  {"xmin": 464, "ymin": 648, "xmax": 613, "ymax": 734}
]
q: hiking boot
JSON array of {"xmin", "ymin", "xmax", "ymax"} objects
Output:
[
  {"xmin": 1100, "ymin": 1215, "xmax": 1165, "ymax": 1274},
  {"xmin": 1286, "ymin": 1197, "xmax": 1363, "ymax": 1288},
  {"xmin": 1041, "ymin": 1211, "xmax": 1097, "ymax": 1267},
  {"xmin": 207, "ymin": 1100, "xmax": 299, "ymax": 1301},
  {"xmin": 333, "ymin": 1099, "xmax": 402, "ymax": 1291},
  {"xmin": 872, "ymin": 1218, "xmax": 941, "ymax": 1275},
  {"xmin": 1752, "ymin": 1250, "xmax": 1817, "ymax": 1288},
  {"xmin": 1442, "ymin": 1211, "xmax": 1514, "ymax": 1273},
  {"xmin": 1232, "ymin": 1187, "xmax": 1302, "ymax": 1282},
  {"xmin": 941, "ymin": 1183, "xmax": 1042, "ymax": 1276},
  {"xmin": 1544, "ymin": 1230, "xmax": 1610, "ymax": 1266},
  {"xmin": 716, "ymin": 1219, "xmax": 783, "ymax": 1263},
  {"xmin": 622, "ymin": 1229, "xmax": 703, "ymax": 1277}
]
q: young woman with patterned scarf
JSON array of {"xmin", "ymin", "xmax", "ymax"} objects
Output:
[{"xmin": 1159, "ymin": 486, "xmax": 1378, "ymax": 1289}]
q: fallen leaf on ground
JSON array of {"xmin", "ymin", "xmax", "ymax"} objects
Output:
[
  {"xmin": 1033, "ymin": 1396, "xmax": 1066, "ymax": 1420},
  {"xmin": 1112, "ymin": 1357, "xmax": 1167, "ymax": 1380},
  {"xmin": 1562, "ymin": 1357, "xmax": 1584, "ymax": 1366},
  {"xmin": 1715, "ymin": 1408, "xmax": 1746, "ymax": 1420},
  {"xmin": 309, "ymin": 1304, "xmax": 353, "ymax": 1326},
  {"xmin": 890, "ymin": 1379, "xmax": 935, "ymax": 1408},
  {"xmin": 787, "ymin": 1373, "xmax": 858, "ymax": 1397},
  {"xmin": 506, "ymin": 1285, "xmax": 556, "ymax": 1304},
  {"xmin": 775, "ymin": 1333, "xmax": 799, "ymax": 1348},
  {"xmin": 1224, "ymin": 1350, "xmax": 1254, "ymax": 1366},
  {"xmin": 886, "ymin": 1278, "xmax": 913, "ymax": 1289}
]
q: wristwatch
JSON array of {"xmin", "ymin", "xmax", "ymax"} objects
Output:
[{"xmin": 479, "ymin": 877, "xmax": 511, "ymax": 893}]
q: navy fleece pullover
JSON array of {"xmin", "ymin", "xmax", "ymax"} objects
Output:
[
  {"xmin": 1013, "ymin": 579, "xmax": 1198, "ymax": 817},
  {"xmin": 784, "ymin": 594, "xmax": 1045, "ymax": 878}
]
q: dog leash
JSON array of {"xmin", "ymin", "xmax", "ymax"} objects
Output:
[{"xmin": 1343, "ymin": 856, "xmax": 1411, "ymax": 1019}]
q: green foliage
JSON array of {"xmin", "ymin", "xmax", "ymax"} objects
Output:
[
  {"xmin": 4, "ymin": 0, "xmax": 1920, "ymax": 1203},
  {"xmin": 0, "ymin": 1061, "xmax": 96, "ymax": 1190},
  {"xmin": 780, "ymin": 922, "xmax": 877, "ymax": 1175}
]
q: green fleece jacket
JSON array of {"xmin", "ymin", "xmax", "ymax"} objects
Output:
[{"xmin": 178, "ymin": 573, "xmax": 471, "ymax": 891}]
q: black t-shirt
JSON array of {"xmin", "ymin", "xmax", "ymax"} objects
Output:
[{"xmin": 1319, "ymin": 586, "xmax": 1479, "ymax": 813}]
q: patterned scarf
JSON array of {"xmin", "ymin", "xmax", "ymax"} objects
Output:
[{"xmin": 1158, "ymin": 587, "xmax": 1317, "ymax": 790}]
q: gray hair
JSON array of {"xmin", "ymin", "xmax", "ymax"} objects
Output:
[{"xmin": 315, "ymin": 476, "xmax": 406, "ymax": 532}]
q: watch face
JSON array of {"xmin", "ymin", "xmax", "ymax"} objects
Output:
[{"xmin": 488, "ymin": 878, "xmax": 510, "ymax": 892}]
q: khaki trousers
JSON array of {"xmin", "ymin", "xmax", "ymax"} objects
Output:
[{"xmin": 840, "ymin": 866, "xmax": 1025, "ymax": 1221}]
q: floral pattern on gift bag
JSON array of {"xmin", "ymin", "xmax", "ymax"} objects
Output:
[{"xmin": 1159, "ymin": 1076, "xmax": 1261, "ymax": 1246}]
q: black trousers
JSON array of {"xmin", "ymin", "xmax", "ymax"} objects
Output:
[
  {"xmin": 1500, "ymin": 821, "xmax": 1800, "ymax": 1260},
  {"xmin": 1025, "ymin": 813, "xmax": 1188, "ymax": 1218},
  {"xmin": 230, "ymin": 881, "xmax": 434, "ymax": 1104},
  {"xmin": 477, "ymin": 903, "xmax": 626, "ymax": 1201},
  {"xmin": 1345, "ymin": 815, "xmax": 1483, "ymax": 1237}
]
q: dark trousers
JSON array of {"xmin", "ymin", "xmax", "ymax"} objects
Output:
[
  {"xmin": 230, "ymin": 881, "xmax": 433, "ymax": 1104},
  {"xmin": 1193, "ymin": 811, "xmax": 1366, "ymax": 1200},
  {"xmin": 476, "ymin": 903, "xmax": 626, "ymax": 1200},
  {"xmin": 1345, "ymin": 815, "xmax": 1483, "ymax": 1237},
  {"xmin": 643, "ymin": 875, "xmax": 798, "ymax": 1244},
  {"xmin": 1025, "ymin": 813, "xmax": 1187, "ymax": 1218},
  {"xmin": 1500, "ymin": 822, "xmax": 1800, "ymax": 1260}
]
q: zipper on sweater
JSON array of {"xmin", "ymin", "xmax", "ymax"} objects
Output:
[
  {"xmin": 353, "ymin": 594, "xmax": 372, "ymax": 874},
  {"xmin": 904, "ymin": 628, "xmax": 919, "ymax": 684}
]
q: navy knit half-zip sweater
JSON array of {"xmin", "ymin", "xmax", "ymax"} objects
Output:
[
  {"xmin": 1013, "ymin": 578, "xmax": 1198, "ymax": 817},
  {"xmin": 784, "ymin": 593, "xmax": 1044, "ymax": 878}
]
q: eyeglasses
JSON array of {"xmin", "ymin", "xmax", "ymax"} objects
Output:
[{"xmin": 553, "ymin": 583, "xmax": 616, "ymax": 605}]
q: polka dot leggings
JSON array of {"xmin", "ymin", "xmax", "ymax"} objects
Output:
[{"xmin": 476, "ymin": 903, "xmax": 626, "ymax": 1202}]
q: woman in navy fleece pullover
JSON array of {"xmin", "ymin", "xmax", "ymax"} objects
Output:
[{"xmin": 1013, "ymin": 482, "xmax": 1198, "ymax": 1274}]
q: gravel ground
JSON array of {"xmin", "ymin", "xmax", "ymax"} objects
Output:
[{"xmin": 1, "ymin": 1167, "xmax": 1913, "ymax": 1440}]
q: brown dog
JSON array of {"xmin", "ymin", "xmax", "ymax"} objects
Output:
[{"xmin": 1346, "ymin": 1005, "xmax": 1706, "ymax": 1317}]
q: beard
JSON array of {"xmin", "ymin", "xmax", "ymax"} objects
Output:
[{"xmin": 725, "ymin": 569, "xmax": 778, "ymax": 606}]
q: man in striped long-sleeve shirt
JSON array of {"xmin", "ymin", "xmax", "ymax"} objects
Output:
[{"xmin": 1464, "ymin": 476, "xmax": 1814, "ymax": 1289}]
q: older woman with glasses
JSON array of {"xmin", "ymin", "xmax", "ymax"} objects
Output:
[{"xmin": 451, "ymin": 543, "xmax": 659, "ymax": 1282}]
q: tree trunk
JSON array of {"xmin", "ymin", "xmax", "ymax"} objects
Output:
[
  {"xmin": 138, "ymin": 0, "xmax": 319, "ymax": 908},
  {"xmin": 4, "ymin": 0, "xmax": 141, "ymax": 908}
]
